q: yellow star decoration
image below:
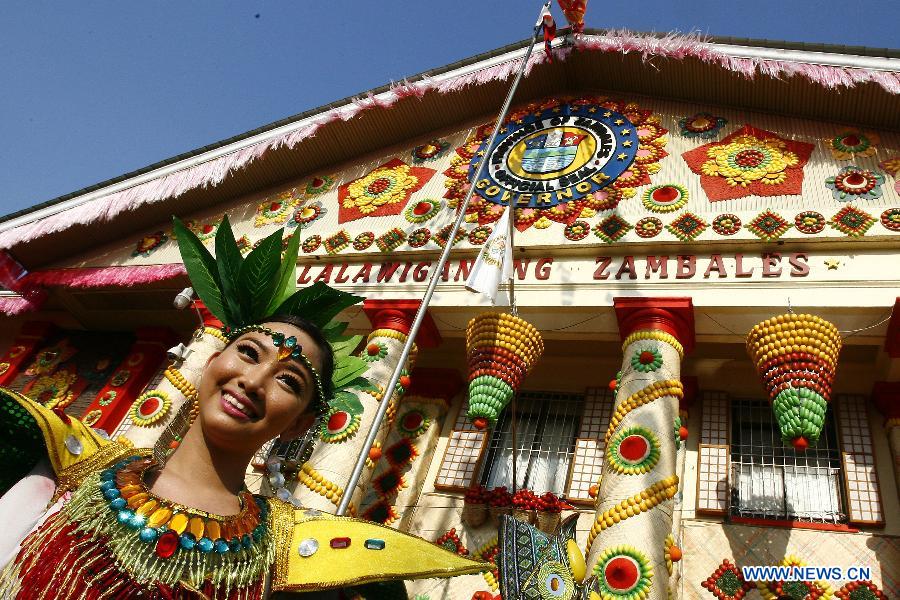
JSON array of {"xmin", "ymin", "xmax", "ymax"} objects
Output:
[
  {"xmin": 588, "ymin": 107, "xmax": 597, "ymax": 113},
  {"xmin": 603, "ymin": 111, "xmax": 612, "ymax": 117},
  {"xmin": 614, "ymin": 119, "xmax": 624, "ymax": 125},
  {"xmin": 617, "ymin": 153, "xmax": 628, "ymax": 160},
  {"xmin": 344, "ymin": 164, "xmax": 420, "ymax": 214},
  {"xmin": 621, "ymin": 129, "xmax": 631, "ymax": 135},
  {"xmin": 623, "ymin": 140, "xmax": 633, "ymax": 147},
  {"xmin": 701, "ymin": 133, "xmax": 799, "ymax": 187},
  {"xmin": 825, "ymin": 259, "xmax": 841, "ymax": 270}
]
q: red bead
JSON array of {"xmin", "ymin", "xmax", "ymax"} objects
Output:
[
  {"xmin": 155, "ymin": 530, "xmax": 179, "ymax": 559},
  {"xmin": 330, "ymin": 537, "xmax": 351, "ymax": 549}
]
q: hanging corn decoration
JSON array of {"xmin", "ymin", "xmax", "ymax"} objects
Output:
[
  {"xmin": 466, "ymin": 313, "xmax": 544, "ymax": 429},
  {"xmin": 746, "ymin": 313, "xmax": 842, "ymax": 450}
]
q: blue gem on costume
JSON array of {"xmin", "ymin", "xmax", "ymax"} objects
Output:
[
  {"xmin": 197, "ymin": 537, "xmax": 214, "ymax": 553},
  {"xmin": 229, "ymin": 537, "xmax": 242, "ymax": 552},
  {"xmin": 128, "ymin": 513, "xmax": 147, "ymax": 529},
  {"xmin": 180, "ymin": 533, "xmax": 197, "ymax": 550},
  {"xmin": 100, "ymin": 470, "xmax": 115, "ymax": 481},
  {"xmin": 102, "ymin": 487, "xmax": 121, "ymax": 501},
  {"xmin": 214, "ymin": 539, "xmax": 230, "ymax": 554},
  {"xmin": 242, "ymin": 534, "xmax": 253, "ymax": 549},
  {"xmin": 117, "ymin": 509, "xmax": 135, "ymax": 524},
  {"xmin": 364, "ymin": 539, "xmax": 386, "ymax": 550},
  {"xmin": 252, "ymin": 526, "xmax": 264, "ymax": 542},
  {"xmin": 285, "ymin": 336, "xmax": 297, "ymax": 348},
  {"xmin": 100, "ymin": 480, "xmax": 116, "ymax": 492},
  {"xmin": 139, "ymin": 527, "xmax": 159, "ymax": 543},
  {"xmin": 109, "ymin": 497, "xmax": 127, "ymax": 511}
]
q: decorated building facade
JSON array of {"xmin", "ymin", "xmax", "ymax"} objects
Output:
[{"xmin": 0, "ymin": 30, "xmax": 898, "ymax": 599}]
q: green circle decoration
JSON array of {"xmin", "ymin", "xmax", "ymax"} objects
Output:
[
  {"xmin": 642, "ymin": 184, "xmax": 688, "ymax": 213},
  {"xmin": 537, "ymin": 561, "xmax": 575, "ymax": 599},
  {"xmin": 607, "ymin": 426, "xmax": 661, "ymax": 475},
  {"xmin": 361, "ymin": 341, "xmax": 388, "ymax": 362},
  {"xmin": 630, "ymin": 347, "xmax": 662, "ymax": 372},
  {"xmin": 404, "ymin": 199, "xmax": 441, "ymax": 223},
  {"xmin": 594, "ymin": 546, "xmax": 653, "ymax": 600}
]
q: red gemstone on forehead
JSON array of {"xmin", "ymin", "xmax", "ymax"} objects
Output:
[
  {"xmin": 842, "ymin": 134, "xmax": 861, "ymax": 146},
  {"xmin": 155, "ymin": 530, "xmax": 179, "ymax": 559},
  {"xmin": 619, "ymin": 435, "xmax": 650, "ymax": 462},
  {"xmin": 402, "ymin": 412, "xmax": 424, "ymax": 431},
  {"xmin": 652, "ymin": 186, "xmax": 679, "ymax": 202},
  {"xmin": 328, "ymin": 411, "xmax": 349, "ymax": 432},
  {"xmin": 604, "ymin": 556, "xmax": 640, "ymax": 591},
  {"xmin": 139, "ymin": 397, "xmax": 160, "ymax": 417}
]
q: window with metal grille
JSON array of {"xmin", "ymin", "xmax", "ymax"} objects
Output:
[
  {"xmin": 479, "ymin": 391, "xmax": 582, "ymax": 494},
  {"xmin": 730, "ymin": 398, "xmax": 846, "ymax": 523}
]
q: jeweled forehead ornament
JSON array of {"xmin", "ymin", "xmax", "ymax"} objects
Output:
[{"xmin": 226, "ymin": 324, "xmax": 327, "ymax": 410}]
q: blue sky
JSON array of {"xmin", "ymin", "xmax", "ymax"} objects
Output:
[{"xmin": 1, "ymin": 1, "xmax": 897, "ymax": 218}]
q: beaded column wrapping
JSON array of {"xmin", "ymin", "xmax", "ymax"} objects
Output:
[
  {"xmin": 293, "ymin": 328, "xmax": 415, "ymax": 515},
  {"xmin": 668, "ymin": 399, "xmax": 690, "ymax": 597},
  {"xmin": 586, "ymin": 330, "xmax": 684, "ymax": 600},
  {"xmin": 123, "ymin": 327, "xmax": 226, "ymax": 450},
  {"xmin": 360, "ymin": 393, "xmax": 450, "ymax": 529}
]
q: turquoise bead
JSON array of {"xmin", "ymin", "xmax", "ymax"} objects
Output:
[
  {"xmin": 197, "ymin": 537, "xmax": 214, "ymax": 553},
  {"xmin": 139, "ymin": 527, "xmax": 158, "ymax": 543}
]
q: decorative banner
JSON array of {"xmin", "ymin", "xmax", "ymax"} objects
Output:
[
  {"xmin": 338, "ymin": 159, "xmax": 434, "ymax": 223},
  {"xmin": 682, "ymin": 125, "xmax": 813, "ymax": 201},
  {"xmin": 466, "ymin": 205, "xmax": 513, "ymax": 303},
  {"xmin": 446, "ymin": 97, "xmax": 667, "ymax": 231}
]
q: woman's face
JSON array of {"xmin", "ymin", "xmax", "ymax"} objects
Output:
[{"xmin": 196, "ymin": 322, "xmax": 322, "ymax": 455}]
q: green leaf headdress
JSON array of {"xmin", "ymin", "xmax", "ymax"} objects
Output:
[{"xmin": 173, "ymin": 215, "xmax": 371, "ymax": 415}]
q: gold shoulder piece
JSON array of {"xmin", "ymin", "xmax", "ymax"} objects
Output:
[
  {"xmin": 270, "ymin": 503, "xmax": 490, "ymax": 592},
  {"xmin": 0, "ymin": 387, "xmax": 132, "ymax": 487}
]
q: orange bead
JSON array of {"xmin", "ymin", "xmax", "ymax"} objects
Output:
[
  {"xmin": 168, "ymin": 513, "xmax": 189, "ymax": 535},
  {"xmin": 136, "ymin": 500, "xmax": 159, "ymax": 517},
  {"xmin": 206, "ymin": 520, "xmax": 221, "ymax": 541},
  {"xmin": 147, "ymin": 507, "xmax": 173, "ymax": 528},
  {"xmin": 188, "ymin": 516, "xmax": 205, "ymax": 539}
]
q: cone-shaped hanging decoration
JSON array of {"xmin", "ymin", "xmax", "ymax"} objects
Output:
[
  {"xmin": 466, "ymin": 313, "xmax": 544, "ymax": 429},
  {"xmin": 746, "ymin": 313, "xmax": 842, "ymax": 450}
]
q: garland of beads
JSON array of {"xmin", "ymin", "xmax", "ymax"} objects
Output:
[
  {"xmin": 164, "ymin": 367, "xmax": 200, "ymax": 424},
  {"xmin": 712, "ymin": 214, "xmax": 741, "ymax": 236},
  {"xmin": 794, "ymin": 211, "xmax": 826, "ymax": 234},
  {"xmin": 634, "ymin": 217, "xmax": 662, "ymax": 238},
  {"xmin": 297, "ymin": 463, "xmax": 344, "ymax": 505},
  {"xmin": 604, "ymin": 380, "xmax": 684, "ymax": 444},
  {"xmin": 204, "ymin": 326, "xmax": 229, "ymax": 344},
  {"xmin": 408, "ymin": 228, "xmax": 432, "ymax": 248},
  {"xmin": 880, "ymin": 208, "xmax": 900, "ymax": 232},
  {"xmin": 621, "ymin": 331, "xmax": 683, "ymax": 359},
  {"xmin": 584, "ymin": 475, "xmax": 679, "ymax": 552}
]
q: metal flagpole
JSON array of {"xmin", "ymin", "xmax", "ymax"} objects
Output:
[{"xmin": 336, "ymin": 0, "xmax": 553, "ymax": 516}]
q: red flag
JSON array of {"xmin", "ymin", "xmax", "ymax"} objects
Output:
[
  {"xmin": 557, "ymin": 0, "xmax": 587, "ymax": 33},
  {"xmin": 540, "ymin": 7, "xmax": 556, "ymax": 61}
]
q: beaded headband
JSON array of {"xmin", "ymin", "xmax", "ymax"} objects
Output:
[
  {"xmin": 225, "ymin": 324, "xmax": 327, "ymax": 414},
  {"xmin": 174, "ymin": 214, "xmax": 373, "ymax": 425}
]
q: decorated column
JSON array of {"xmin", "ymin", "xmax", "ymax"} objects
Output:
[
  {"xmin": 79, "ymin": 327, "xmax": 175, "ymax": 434},
  {"xmin": 293, "ymin": 299, "xmax": 440, "ymax": 515},
  {"xmin": 873, "ymin": 382, "xmax": 900, "ymax": 501},
  {"xmin": 360, "ymin": 367, "xmax": 462, "ymax": 528},
  {"xmin": 585, "ymin": 298, "xmax": 693, "ymax": 600},
  {"xmin": 668, "ymin": 377, "xmax": 695, "ymax": 597},
  {"xmin": 123, "ymin": 303, "xmax": 226, "ymax": 450}
]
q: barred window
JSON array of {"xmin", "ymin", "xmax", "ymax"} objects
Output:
[
  {"xmin": 730, "ymin": 398, "xmax": 846, "ymax": 523},
  {"xmin": 479, "ymin": 391, "xmax": 582, "ymax": 494}
]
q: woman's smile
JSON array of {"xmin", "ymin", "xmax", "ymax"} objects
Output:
[{"xmin": 219, "ymin": 388, "xmax": 259, "ymax": 420}]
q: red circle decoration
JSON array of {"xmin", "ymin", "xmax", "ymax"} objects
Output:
[
  {"xmin": 604, "ymin": 556, "xmax": 640, "ymax": 593},
  {"xmin": 413, "ymin": 202, "xmax": 431, "ymax": 216},
  {"xmin": 634, "ymin": 217, "xmax": 662, "ymax": 238},
  {"xmin": 881, "ymin": 208, "xmax": 900, "ymax": 232},
  {"xmin": 618, "ymin": 435, "xmax": 651, "ymax": 463},
  {"xmin": 735, "ymin": 149, "xmax": 765, "ymax": 168},
  {"xmin": 652, "ymin": 186, "xmax": 679, "ymax": 202},
  {"xmin": 328, "ymin": 411, "xmax": 350, "ymax": 433},
  {"xmin": 139, "ymin": 396, "xmax": 161, "ymax": 417},
  {"xmin": 638, "ymin": 351, "xmax": 656, "ymax": 365},
  {"xmin": 842, "ymin": 134, "xmax": 861, "ymax": 147},
  {"xmin": 402, "ymin": 411, "xmax": 424, "ymax": 431},
  {"xmin": 712, "ymin": 214, "xmax": 741, "ymax": 236},
  {"xmin": 794, "ymin": 211, "xmax": 826, "ymax": 234}
]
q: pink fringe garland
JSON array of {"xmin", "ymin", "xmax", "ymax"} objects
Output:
[
  {"xmin": 23, "ymin": 264, "xmax": 186, "ymax": 288},
  {"xmin": 0, "ymin": 295, "xmax": 45, "ymax": 316},
  {"xmin": 0, "ymin": 30, "xmax": 896, "ymax": 253}
]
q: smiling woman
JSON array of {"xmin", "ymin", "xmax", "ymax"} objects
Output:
[{"xmin": 0, "ymin": 216, "xmax": 487, "ymax": 598}]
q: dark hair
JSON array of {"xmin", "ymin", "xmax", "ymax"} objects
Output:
[{"xmin": 227, "ymin": 314, "xmax": 335, "ymax": 412}]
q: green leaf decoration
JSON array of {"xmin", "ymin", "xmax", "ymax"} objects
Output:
[
  {"xmin": 344, "ymin": 376, "xmax": 380, "ymax": 393},
  {"xmin": 333, "ymin": 355, "xmax": 369, "ymax": 389},
  {"xmin": 331, "ymin": 392, "xmax": 364, "ymax": 414},
  {"xmin": 330, "ymin": 335, "xmax": 363, "ymax": 358},
  {"xmin": 172, "ymin": 217, "xmax": 228, "ymax": 324},
  {"xmin": 214, "ymin": 215, "xmax": 245, "ymax": 327},
  {"xmin": 238, "ymin": 228, "xmax": 284, "ymax": 322},
  {"xmin": 275, "ymin": 282, "xmax": 363, "ymax": 328},
  {"xmin": 265, "ymin": 228, "xmax": 302, "ymax": 316},
  {"xmin": 321, "ymin": 320, "xmax": 350, "ymax": 341}
]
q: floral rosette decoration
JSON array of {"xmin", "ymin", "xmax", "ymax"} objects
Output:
[
  {"xmin": 301, "ymin": 234, "xmax": 322, "ymax": 253},
  {"xmin": 642, "ymin": 183, "xmax": 688, "ymax": 213},
  {"xmin": 255, "ymin": 190, "xmax": 300, "ymax": 227},
  {"xmin": 827, "ymin": 130, "xmax": 879, "ymax": 160},
  {"xmin": 466, "ymin": 313, "xmax": 544, "ymax": 429},
  {"xmin": 322, "ymin": 230, "xmax": 351, "ymax": 255},
  {"xmin": 397, "ymin": 409, "xmax": 430, "ymax": 438},
  {"xmin": 408, "ymin": 228, "xmax": 431, "ymax": 248},
  {"xmin": 563, "ymin": 220, "xmax": 590, "ymax": 241},
  {"xmin": 630, "ymin": 347, "xmax": 662, "ymax": 372},
  {"xmin": 683, "ymin": 125, "xmax": 813, "ymax": 201},
  {"xmin": 352, "ymin": 231, "xmax": 374, "ymax": 251},
  {"xmin": 593, "ymin": 546, "xmax": 653, "ymax": 600},
  {"xmin": 794, "ymin": 211, "xmax": 825, "ymax": 234},
  {"xmin": 879, "ymin": 156, "xmax": 900, "ymax": 194},
  {"xmin": 634, "ymin": 217, "xmax": 662, "ymax": 238},
  {"xmin": 304, "ymin": 174, "xmax": 335, "ymax": 197},
  {"xmin": 361, "ymin": 341, "xmax": 387, "ymax": 362},
  {"xmin": 880, "ymin": 208, "xmax": 900, "ymax": 232},
  {"xmin": 411, "ymin": 138, "xmax": 450, "ymax": 163},
  {"xmin": 747, "ymin": 210, "xmax": 791, "ymax": 242},
  {"xmin": 129, "ymin": 390, "xmax": 171, "ymax": 427},
  {"xmin": 747, "ymin": 313, "xmax": 841, "ymax": 450},
  {"xmin": 291, "ymin": 201, "xmax": 325, "ymax": 228},
  {"xmin": 339, "ymin": 159, "xmax": 434, "ymax": 223},
  {"xmin": 444, "ymin": 96, "xmax": 667, "ymax": 232},
  {"xmin": 132, "ymin": 231, "xmax": 168, "ymax": 257},
  {"xmin": 825, "ymin": 165, "xmax": 884, "ymax": 201},
  {"xmin": 404, "ymin": 199, "xmax": 441, "ymax": 223},
  {"xmin": 678, "ymin": 112, "xmax": 727, "ymax": 139},
  {"xmin": 830, "ymin": 205, "xmax": 876, "ymax": 237},
  {"xmin": 712, "ymin": 214, "xmax": 741, "ymax": 236},
  {"xmin": 181, "ymin": 219, "xmax": 220, "ymax": 243},
  {"xmin": 468, "ymin": 226, "xmax": 491, "ymax": 245}
]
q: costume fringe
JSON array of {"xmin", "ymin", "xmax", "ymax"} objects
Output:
[{"xmin": 24, "ymin": 264, "xmax": 186, "ymax": 289}]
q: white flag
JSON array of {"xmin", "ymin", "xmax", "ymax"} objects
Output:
[{"xmin": 465, "ymin": 205, "xmax": 513, "ymax": 303}]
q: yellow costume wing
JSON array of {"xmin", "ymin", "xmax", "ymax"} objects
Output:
[{"xmin": 271, "ymin": 503, "xmax": 490, "ymax": 592}]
